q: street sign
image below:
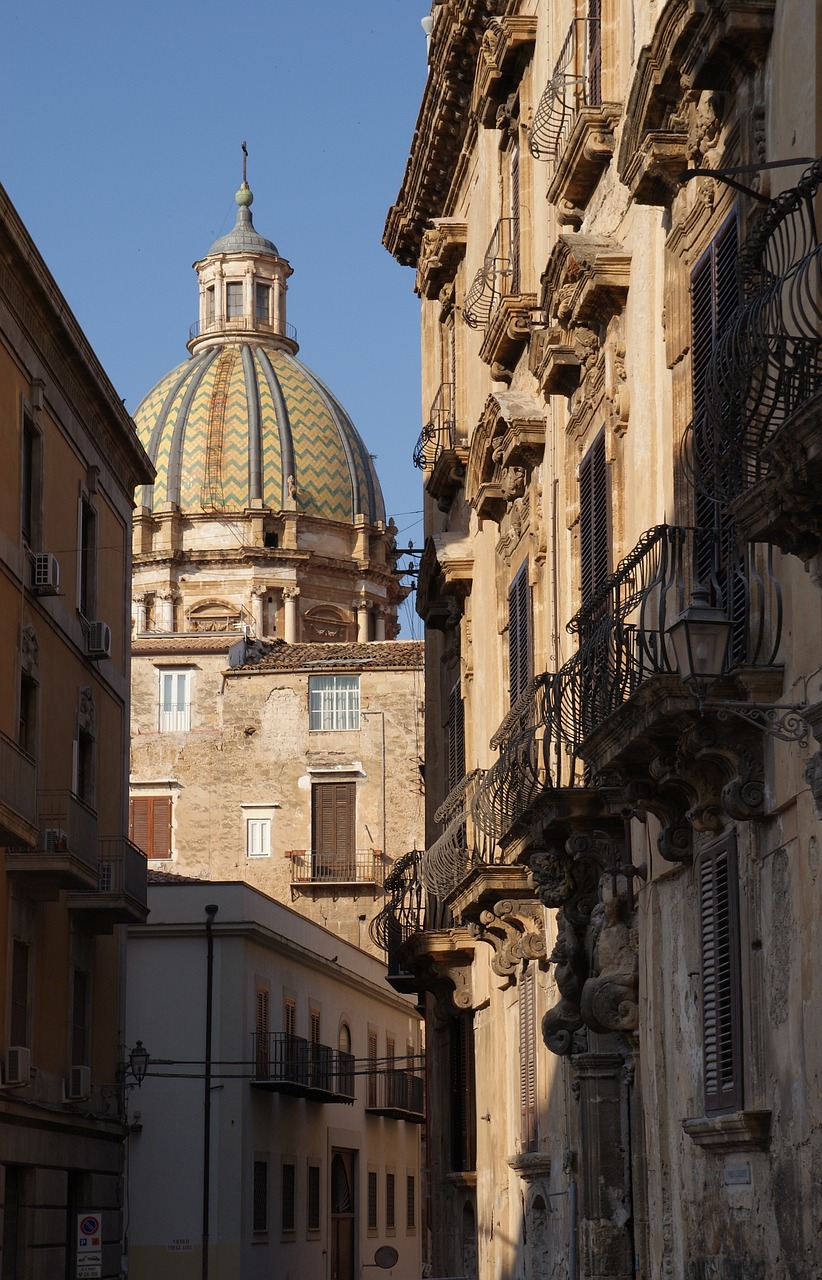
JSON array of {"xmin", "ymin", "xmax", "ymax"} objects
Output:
[{"xmin": 77, "ymin": 1212, "xmax": 102, "ymax": 1279}]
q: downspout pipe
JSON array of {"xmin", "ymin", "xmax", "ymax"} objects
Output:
[{"xmin": 202, "ymin": 904, "xmax": 218, "ymax": 1280}]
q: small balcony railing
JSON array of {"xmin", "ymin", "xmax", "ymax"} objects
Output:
[
  {"xmin": 0, "ymin": 731, "xmax": 37, "ymax": 834},
  {"xmin": 365, "ymin": 1067, "xmax": 425, "ymax": 1120},
  {"xmin": 413, "ymin": 383, "xmax": 458, "ymax": 470},
  {"xmin": 529, "ymin": 17, "xmax": 602, "ymax": 165},
  {"xmin": 35, "ymin": 791, "xmax": 98, "ymax": 873},
  {"xmin": 694, "ymin": 156, "xmax": 822, "ymax": 497},
  {"xmin": 189, "ymin": 317, "xmax": 298, "ymax": 343},
  {"xmin": 158, "ymin": 704, "xmax": 191, "ymax": 733},
  {"xmin": 97, "ymin": 838, "xmax": 148, "ymax": 904},
  {"xmin": 289, "ymin": 850, "xmax": 383, "ymax": 886},
  {"xmin": 252, "ymin": 1033, "xmax": 355, "ymax": 1101},
  {"xmin": 464, "ymin": 218, "xmax": 521, "ymax": 330}
]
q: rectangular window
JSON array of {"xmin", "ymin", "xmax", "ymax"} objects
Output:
[
  {"xmin": 307, "ymin": 1163, "xmax": 321, "ymax": 1234},
  {"xmin": 74, "ymin": 729, "xmax": 95, "ymax": 808},
  {"xmin": 308, "ymin": 674, "xmax": 360, "ymax": 731},
  {"xmin": 252, "ymin": 1160, "xmax": 268, "ymax": 1233},
  {"xmin": 10, "ymin": 941, "xmax": 29, "ymax": 1048},
  {"xmin": 18, "ymin": 675, "xmax": 37, "ymax": 759},
  {"xmin": 256, "ymin": 987, "xmax": 270, "ymax": 1078},
  {"xmin": 284, "ymin": 996, "xmax": 296, "ymax": 1038},
  {"xmin": 367, "ymin": 1171, "xmax": 378, "ymax": 1232},
  {"xmin": 246, "ymin": 818, "xmax": 271, "ymax": 858},
  {"xmin": 579, "ymin": 428, "xmax": 610, "ymax": 605},
  {"xmin": 406, "ymin": 1175, "xmax": 416, "ymax": 1231},
  {"xmin": 446, "ymin": 676, "xmax": 465, "ymax": 794},
  {"xmin": 367, "ymin": 1029, "xmax": 378, "ymax": 1107},
  {"xmin": 226, "ymin": 281, "xmax": 243, "ymax": 318},
  {"xmin": 205, "ymin": 285, "xmax": 215, "ymax": 325},
  {"xmin": 78, "ymin": 498, "xmax": 97, "ymax": 618},
  {"xmin": 255, "ymin": 283, "xmax": 271, "ymax": 322},
  {"xmin": 310, "ymin": 1006, "xmax": 321, "ymax": 1046},
  {"xmin": 450, "ymin": 1012, "xmax": 477, "ymax": 1173},
  {"xmin": 281, "ymin": 1162, "xmax": 296, "ymax": 1234},
  {"xmin": 71, "ymin": 969, "xmax": 89, "ymax": 1067},
  {"xmin": 699, "ymin": 832, "xmax": 743, "ymax": 1114},
  {"xmin": 311, "ymin": 781, "xmax": 355, "ymax": 879},
  {"xmin": 159, "ymin": 669, "xmax": 191, "ymax": 733},
  {"xmin": 508, "ymin": 560, "xmax": 532, "ymax": 705},
  {"xmin": 21, "ymin": 413, "xmax": 40, "ymax": 548},
  {"xmin": 386, "ymin": 1172, "xmax": 395, "ymax": 1232},
  {"xmin": 519, "ymin": 964, "xmax": 538, "ymax": 1153},
  {"xmin": 129, "ymin": 796, "xmax": 172, "ymax": 858}
]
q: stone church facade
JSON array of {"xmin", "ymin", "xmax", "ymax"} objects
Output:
[{"xmin": 383, "ymin": 1, "xmax": 822, "ymax": 1277}]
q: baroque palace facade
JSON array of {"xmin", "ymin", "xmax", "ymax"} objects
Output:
[{"xmin": 382, "ymin": 1, "xmax": 822, "ymax": 1278}]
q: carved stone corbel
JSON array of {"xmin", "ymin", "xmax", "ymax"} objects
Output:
[{"xmin": 470, "ymin": 898, "xmax": 547, "ymax": 979}]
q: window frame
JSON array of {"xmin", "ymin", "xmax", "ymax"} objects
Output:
[
  {"xmin": 252, "ymin": 1158, "xmax": 269, "ymax": 1236},
  {"xmin": 77, "ymin": 495, "xmax": 97, "ymax": 619},
  {"xmin": 158, "ymin": 667, "xmax": 192, "ymax": 733},
  {"xmin": 508, "ymin": 560, "xmax": 532, "ymax": 706},
  {"xmin": 579, "ymin": 427, "xmax": 610, "ymax": 606},
  {"xmin": 308, "ymin": 674, "xmax": 361, "ymax": 732},
  {"xmin": 246, "ymin": 816, "xmax": 272, "ymax": 859},
  {"xmin": 129, "ymin": 795, "xmax": 172, "ymax": 859},
  {"xmin": 311, "ymin": 780, "xmax": 356, "ymax": 878},
  {"xmin": 306, "ymin": 1161, "xmax": 321, "ymax": 1237},
  {"xmin": 280, "ymin": 1159, "xmax": 297, "ymax": 1237},
  {"xmin": 21, "ymin": 410, "xmax": 41, "ymax": 550},
  {"xmin": 225, "ymin": 281, "xmax": 244, "ymax": 319},
  {"xmin": 699, "ymin": 831, "xmax": 744, "ymax": 1115}
]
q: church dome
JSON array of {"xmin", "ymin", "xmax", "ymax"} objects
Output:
[{"xmin": 134, "ymin": 181, "xmax": 386, "ymax": 526}]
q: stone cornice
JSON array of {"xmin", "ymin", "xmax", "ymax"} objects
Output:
[
  {"xmin": 465, "ymin": 390, "xmax": 546, "ymax": 522},
  {"xmin": 471, "ymin": 15, "xmax": 538, "ymax": 126},
  {"xmin": 545, "ymin": 103, "xmax": 622, "ymax": 227},
  {"xmin": 478, "ymin": 292, "xmax": 538, "ymax": 375},
  {"xmin": 541, "ymin": 235, "xmax": 631, "ymax": 330},
  {"xmin": 683, "ymin": 1109, "xmax": 771, "ymax": 1152},
  {"xmin": 417, "ymin": 220, "xmax": 469, "ymax": 299}
]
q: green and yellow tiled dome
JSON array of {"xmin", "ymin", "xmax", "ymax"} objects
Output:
[{"xmin": 134, "ymin": 342, "xmax": 385, "ymax": 524}]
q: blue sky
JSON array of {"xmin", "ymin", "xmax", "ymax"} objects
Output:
[{"xmin": 1, "ymin": 1, "xmax": 428, "ymax": 631}]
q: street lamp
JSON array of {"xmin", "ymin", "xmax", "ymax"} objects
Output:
[{"xmin": 128, "ymin": 1041, "xmax": 150, "ymax": 1087}]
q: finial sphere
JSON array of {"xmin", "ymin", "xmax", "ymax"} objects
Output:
[{"xmin": 235, "ymin": 181, "xmax": 253, "ymax": 208}]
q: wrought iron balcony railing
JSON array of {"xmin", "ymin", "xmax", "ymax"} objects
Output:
[
  {"xmin": 464, "ymin": 218, "xmax": 521, "ymax": 330},
  {"xmin": 473, "ymin": 524, "xmax": 782, "ymax": 841},
  {"xmin": 421, "ymin": 770, "xmax": 492, "ymax": 901},
  {"xmin": 0, "ymin": 731, "xmax": 37, "ymax": 836},
  {"xmin": 252, "ymin": 1032, "xmax": 355, "ymax": 1101},
  {"xmin": 189, "ymin": 317, "xmax": 298, "ymax": 343},
  {"xmin": 365, "ymin": 1067, "xmax": 425, "ymax": 1120},
  {"xmin": 694, "ymin": 156, "xmax": 822, "ymax": 497},
  {"xmin": 413, "ymin": 382, "xmax": 458, "ymax": 470},
  {"xmin": 289, "ymin": 850, "xmax": 383, "ymax": 886},
  {"xmin": 528, "ymin": 17, "xmax": 602, "ymax": 164}
]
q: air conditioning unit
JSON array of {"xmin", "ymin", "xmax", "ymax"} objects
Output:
[
  {"xmin": 5, "ymin": 1046, "xmax": 31, "ymax": 1086},
  {"xmin": 86, "ymin": 621, "xmax": 112, "ymax": 659},
  {"xmin": 63, "ymin": 1064, "xmax": 91, "ymax": 1102},
  {"xmin": 31, "ymin": 552, "xmax": 60, "ymax": 595},
  {"xmin": 44, "ymin": 828, "xmax": 69, "ymax": 852}
]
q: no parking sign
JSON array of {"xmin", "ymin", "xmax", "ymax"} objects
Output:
[{"xmin": 76, "ymin": 1212, "xmax": 102, "ymax": 1279}]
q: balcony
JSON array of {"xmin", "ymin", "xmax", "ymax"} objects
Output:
[
  {"xmin": 464, "ymin": 219, "xmax": 536, "ymax": 375},
  {"xmin": 189, "ymin": 316, "xmax": 298, "ymax": 346},
  {"xmin": 529, "ymin": 18, "xmax": 619, "ymax": 224},
  {"xmin": 251, "ymin": 1033, "xmax": 355, "ymax": 1102},
  {"xmin": 289, "ymin": 849, "xmax": 383, "ymax": 888},
  {"xmin": 68, "ymin": 837, "xmax": 149, "ymax": 931},
  {"xmin": 691, "ymin": 157, "xmax": 822, "ymax": 564},
  {"xmin": 413, "ymin": 383, "xmax": 468, "ymax": 511},
  {"xmin": 6, "ymin": 791, "xmax": 99, "ymax": 896},
  {"xmin": 0, "ymin": 732, "xmax": 38, "ymax": 847},
  {"xmin": 365, "ymin": 1067, "xmax": 425, "ymax": 1122}
]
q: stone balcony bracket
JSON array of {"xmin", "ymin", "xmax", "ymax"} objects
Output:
[
  {"xmin": 465, "ymin": 391, "xmax": 546, "ymax": 522},
  {"xmin": 682, "ymin": 1109, "xmax": 772, "ymax": 1152},
  {"xmin": 540, "ymin": 235, "xmax": 631, "ymax": 335},
  {"xmin": 507, "ymin": 1151, "xmax": 553, "ymax": 1183},
  {"xmin": 479, "ymin": 293, "xmax": 539, "ymax": 377},
  {"xmin": 546, "ymin": 104, "xmax": 622, "ymax": 228},
  {"xmin": 471, "ymin": 16, "xmax": 538, "ymax": 127},
  {"xmin": 416, "ymin": 220, "xmax": 469, "ymax": 300}
]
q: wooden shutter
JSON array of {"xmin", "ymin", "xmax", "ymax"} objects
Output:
[
  {"xmin": 281, "ymin": 1163, "xmax": 296, "ymax": 1233},
  {"xmin": 386, "ymin": 1172, "xmax": 396, "ymax": 1230},
  {"xmin": 579, "ymin": 428, "xmax": 610, "ymax": 605},
  {"xmin": 450, "ymin": 1012, "xmax": 477, "ymax": 1173},
  {"xmin": 508, "ymin": 561, "xmax": 532, "ymax": 705},
  {"xmin": 252, "ymin": 1161, "xmax": 268, "ymax": 1233},
  {"xmin": 446, "ymin": 678, "xmax": 465, "ymax": 794},
  {"xmin": 312, "ymin": 782, "xmax": 355, "ymax": 872},
  {"xmin": 307, "ymin": 1164, "xmax": 321, "ymax": 1232},
  {"xmin": 367, "ymin": 1171, "xmax": 378, "ymax": 1231},
  {"xmin": 256, "ymin": 986, "xmax": 270, "ymax": 1075},
  {"xmin": 699, "ymin": 832, "xmax": 743, "ymax": 1113},
  {"xmin": 519, "ymin": 965, "xmax": 538, "ymax": 1152},
  {"xmin": 129, "ymin": 797, "xmax": 171, "ymax": 858}
]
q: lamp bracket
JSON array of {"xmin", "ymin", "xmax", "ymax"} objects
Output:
[{"xmin": 702, "ymin": 699, "xmax": 810, "ymax": 747}]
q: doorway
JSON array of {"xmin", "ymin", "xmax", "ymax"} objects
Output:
[{"xmin": 330, "ymin": 1149, "xmax": 356, "ymax": 1280}]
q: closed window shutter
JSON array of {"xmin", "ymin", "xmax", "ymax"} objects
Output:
[
  {"xmin": 312, "ymin": 783, "xmax": 355, "ymax": 870},
  {"xmin": 450, "ymin": 1012, "xmax": 477, "ymax": 1173},
  {"xmin": 579, "ymin": 428, "xmax": 610, "ymax": 605},
  {"xmin": 256, "ymin": 987, "xmax": 270, "ymax": 1076},
  {"xmin": 446, "ymin": 678, "xmax": 465, "ymax": 794},
  {"xmin": 699, "ymin": 833, "xmax": 743, "ymax": 1113},
  {"xmin": 519, "ymin": 965, "xmax": 538, "ymax": 1152},
  {"xmin": 508, "ymin": 561, "xmax": 532, "ymax": 705},
  {"xmin": 129, "ymin": 797, "xmax": 171, "ymax": 858}
]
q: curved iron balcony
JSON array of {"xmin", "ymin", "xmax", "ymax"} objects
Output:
[
  {"xmin": 463, "ymin": 218, "xmax": 520, "ymax": 330},
  {"xmin": 413, "ymin": 382, "xmax": 457, "ymax": 469},
  {"xmin": 528, "ymin": 17, "xmax": 602, "ymax": 164},
  {"xmin": 696, "ymin": 156, "xmax": 822, "ymax": 496}
]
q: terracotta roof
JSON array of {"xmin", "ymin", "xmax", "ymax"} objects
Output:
[
  {"xmin": 148, "ymin": 868, "xmax": 205, "ymax": 884},
  {"xmin": 239, "ymin": 639, "xmax": 424, "ymax": 673},
  {"xmin": 132, "ymin": 633, "xmax": 244, "ymax": 656}
]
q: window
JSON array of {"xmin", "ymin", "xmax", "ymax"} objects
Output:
[
  {"xmin": 311, "ymin": 781, "xmax": 355, "ymax": 879},
  {"xmin": 10, "ymin": 941, "xmax": 29, "ymax": 1047},
  {"xmin": 226, "ymin": 281, "xmax": 243, "ymax": 318},
  {"xmin": 159, "ymin": 669, "xmax": 191, "ymax": 732},
  {"xmin": 406, "ymin": 1174, "xmax": 416, "ymax": 1231},
  {"xmin": 256, "ymin": 986, "xmax": 270, "ymax": 1078},
  {"xmin": 252, "ymin": 1160, "xmax": 268, "ymax": 1233},
  {"xmin": 367, "ymin": 1170, "xmax": 378, "ymax": 1232},
  {"xmin": 519, "ymin": 964, "xmax": 538, "ymax": 1153},
  {"xmin": 281, "ymin": 1162, "xmax": 296, "ymax": 1234},
  {"xmin": 579, "ymin": 428, "xmax": 610, "ymax": 605},
  {"xmin": 21, "ymin": 413, "xmax": 40, "ymax": 548},
  {"xmin": 385, "ymin": 1172, "xmax": 395, "ymax": 1232},
  {"xmin": 308, "ymin": 675, "xmax": 360, "ymax": 731},
  {"xmin": 307, "ymin": 1163, "xmax": 321, "ymax": 1234},
  {"xmin": 367, "ymin": 1029, "xmax": 378, "ymax": 1107},
  {"xmin": 255, "ymin": 283, "xmax": 270, "ymax": 322},
  {"xmin": 129, "ymin": 797, "xmax": 172, "ymax": 859},
  {"xmin": 446, "ymin": 677, "xmax": 465, "ymax": 794},
  {"xmin": 508, "ymin": 560, "xmax": 532, "ymax": 705},
  {"xmin": 78, "ymin": 498, "xmax": 97, "ymax": 618},
  {"xmin": 284, "ymin": 996, "xmax": 296, "ymax": 1038},
  {"xmin": 18, "ymin": 675, "xmax": 37, "ymax": 759},
  {"xmin": 450, "ymin": 1012, "xmax": 477, "ymax": 1173},
  {"xmin": 74, "ymin": 729, "xmax": 95, "ymax": 808},
  {"xmin": 699, "ymin": 832, "xmax": 743, "ymax": 1114},
  {"xmin": 71, "ymin": 969, "xmax": 89, "ymax": 1067},
  {"xmin": 246, "ymin": 818, "xmax": 271, "ymax": 858},
  {"xmin": 338, "ymin": 1023, "xmax": 351, "ymax": 1055},
  {"xmin": 205, "ymin": 285, "xmax": 215, "ymax": 326}
]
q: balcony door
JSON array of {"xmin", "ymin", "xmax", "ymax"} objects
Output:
[
  {"xmin": 330, "ymin": 1149, "xmax": 356, "ymax": 1280},
  {"xmin": 312, "ymin": 782, "xmax": 355, "ymax": 880}
]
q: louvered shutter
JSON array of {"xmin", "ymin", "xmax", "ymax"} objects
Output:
[
  {"xmin": 579, "ymin": 429, "xmax": 610, "ymax": 605},
  {"xmin": 312, "ymin": 783, "xmax": 355, "ymax": 874},
  {"xmin": 519, "ymin": 965, "xmax": 538, "ymax": 1152},
  {"xmin": 508, "ymin": 561, "xmax": 532, "ymax": 705},
  {"xmin": 450, "ymin": 1012, "xmax": 477, "ymax": 1173},
  {"xmin": 699, "ymin": 833, "xmax": 743, "ymax": 1113},
  {"xmin": 446, "ymin": 678, "xmax": 465, "ymax": 794},
  {"xmin": 129, "ymin": 797, "xmax": 171, "ymax": 858},
  {"xmin": 256, "ymin": 986, "xmax": 270, "ymax": 1076}
]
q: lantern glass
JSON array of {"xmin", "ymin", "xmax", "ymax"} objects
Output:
[
  {"xmin": 129, "ymin": 1040, "xmax": 149, "ymax": 1085},
  {"xmin": 668, "ymin": 589, "xmax": 733, "ymax": 682}
]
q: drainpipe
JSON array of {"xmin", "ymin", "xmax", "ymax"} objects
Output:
[{"xmin": 202, "ymin": 904, "xmax": 218, "ymax": 1280}]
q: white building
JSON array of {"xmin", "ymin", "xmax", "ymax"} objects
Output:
[{"xmin": 125, "ymin": 877, "xmax": 424, "ymax": 1280}]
